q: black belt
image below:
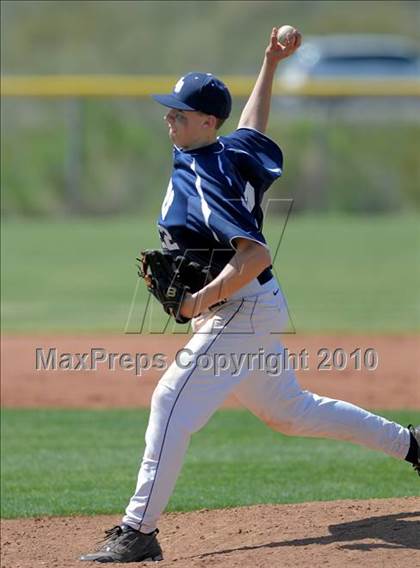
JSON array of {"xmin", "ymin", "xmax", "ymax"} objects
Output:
[{"xmin": 257, "ymin": 267, "xmax": 273, "ymax": 285}]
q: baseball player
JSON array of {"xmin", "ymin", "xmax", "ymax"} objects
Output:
[{"xmin": 81, "ymin": 27, "xmax": 419, "ymax": 563}]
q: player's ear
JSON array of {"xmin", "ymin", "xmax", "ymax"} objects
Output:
[{"xmin": 201, "ymin": 114, "xmax": 217, "ymax": 130}]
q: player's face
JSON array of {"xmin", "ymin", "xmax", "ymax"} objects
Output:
[{"xmin": 164, "ymin": 109, "xmax": 216, "ymax": 149}]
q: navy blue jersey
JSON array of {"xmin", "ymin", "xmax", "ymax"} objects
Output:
[{"xmin": 157, "ymin": 127, "xmax": 283, "ymax": 274}]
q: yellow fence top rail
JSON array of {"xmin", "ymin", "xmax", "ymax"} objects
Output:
[{"xmin": 2, "ymin": 74, "xmax": 420, "ymax": 97}]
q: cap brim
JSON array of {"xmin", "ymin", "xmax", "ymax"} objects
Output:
[{"xmin": 152, "ymin": 94, "xmax": 196, "ymax": 111}]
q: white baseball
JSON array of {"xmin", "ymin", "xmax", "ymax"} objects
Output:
[{"xmin": 277, "ymin": 25, "xmax": 296, "ymax": 45}]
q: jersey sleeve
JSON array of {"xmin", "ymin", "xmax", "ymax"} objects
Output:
[
  {"xmin": 186, "ymin": 194, "xmax": 267, "ymax": 250},
  {"xmin": 222, "ymin": 127, "xmax": 283, "ymax": 192}
]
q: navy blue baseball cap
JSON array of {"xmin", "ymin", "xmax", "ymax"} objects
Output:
[{"xmin": 152, "ymin": 72, "xmax": 232, "ymax": 119}]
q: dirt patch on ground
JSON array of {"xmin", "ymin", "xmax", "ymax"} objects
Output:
[
  {"xmin": 2, "ymin": 498, "xmax": 419, "ymax": 567},
  {"xmin": 2, "ymin": 333, "xmax": 419, "ymax": 409}
]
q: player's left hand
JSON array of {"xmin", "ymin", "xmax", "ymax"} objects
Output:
[{"xmin": 265, "ymin": 26, "xmax": 302, "ymax": 65}]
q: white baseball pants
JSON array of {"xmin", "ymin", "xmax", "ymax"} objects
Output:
[{"xmin": 123, "ymin": 278, "xmax": 411, "ymax": 533}]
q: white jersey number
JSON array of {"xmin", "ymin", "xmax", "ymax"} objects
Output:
[{"xmin": 158, "ymin": 225, "xmax": 179, "ymax": 251}]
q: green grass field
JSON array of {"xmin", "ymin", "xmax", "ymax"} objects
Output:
[
  {"xmin": 2, "ymin": 214, "xmax": 420, "ymax": 333},
  {"xmin": 1, "ymin": 408, "xmax": 419, "ymax": 519}
]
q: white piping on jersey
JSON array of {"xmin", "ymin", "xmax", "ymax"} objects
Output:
[
  {"xmin": 238, "ymin": 126, "xmax": 264, "ymax": 134},
  {"xmin": 229, "ymin": 235, "xmax": 269, "ymax": 250},
  {"xmin": 217, "ymin": 155, "xmax": 232, "ymax": 186},
  {"xmin": 226, "ymin": 147, "xmax": 282, "ymax": 174},
  {"xmin": 161, "ymin": 178, "xmax": 174, "ymax": 221},
  {"xmin": 174, "ymin": 140, "xmax": 225, "ymax": 155},
  {"xmin": 213, "ymin": 140, "xmax": 225, "ymax": 154},
  {"xmin": 190, "ymin": 159, "xmax": 220, "ymax": 242},
  {"xmin": 226, "ymin": 147, "xmax": 252, "ymax": 157}
]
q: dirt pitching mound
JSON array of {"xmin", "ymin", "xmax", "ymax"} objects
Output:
[{"xmin": 2, "ymin": 498, "xmax": 419, "ymax": 568}]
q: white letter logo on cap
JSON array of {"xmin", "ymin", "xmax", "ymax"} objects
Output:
[{"xmin": 174, "ymin": 77, "xmax": 185, "ymax": 94}]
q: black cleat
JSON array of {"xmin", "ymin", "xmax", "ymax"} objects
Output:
[
  {"xmin": 408, "ymin": 424, "xmax": 420, "ymax": 477},
  {"xmin": 80, "ymin": 524, "xmax": 163, "ymax": 563}
]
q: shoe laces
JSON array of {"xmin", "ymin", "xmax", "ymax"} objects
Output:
[{"xmin": 97, "ymin": 525, "xmax": 123, "ymax": 545}]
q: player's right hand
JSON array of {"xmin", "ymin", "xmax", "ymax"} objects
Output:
[{"xmin": 265, "ymin": 27, "xmax": 302, "ymax": 65}]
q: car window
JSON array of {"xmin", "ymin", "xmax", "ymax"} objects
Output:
[{"xmin": 313, "ymin": 55, "xmax": 419, "ymax": 76}]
